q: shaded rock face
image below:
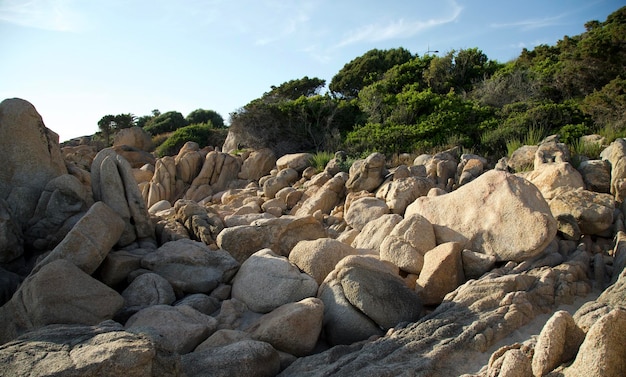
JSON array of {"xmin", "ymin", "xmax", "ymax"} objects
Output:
[
  {"xmin": 406, "ymin": 170, "xmax": 557, "ymax": 262},
  {"xmin": 345, "ymin": 152, "xmax": 388, "ymax": 192},
  {"xmin": 0, "ymin": 98, "xmax": 67, "ymax": 262},
  {"xmin": 91, "ymin": 148, "xmax": 155, "ymax": 248},
  {"xmin": 0, "ymin": 321, "xmax": 181, "ymax": 377}
]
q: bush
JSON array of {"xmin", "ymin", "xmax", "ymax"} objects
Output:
[
  {"xmin": 309, "ymin": 151, "xmax": 334, "ymax": 172},
  {"xmin": 155, "ymin": 123, "xmax": 227, "ymax": 157}
]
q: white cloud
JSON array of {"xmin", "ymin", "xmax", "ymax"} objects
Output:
[
  {"xmin": 0, "ymin": 0, "xmax": 87, "ymax": 31},
  {"xmin": 334, "ymin": 1, "xmax": 463, "ymax": 48},
  {"xmin": 491, "ymin": 15, "xmax": 564, "ymax": 31}
]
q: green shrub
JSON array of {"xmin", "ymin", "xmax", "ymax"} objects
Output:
[
  {"xmin": 155, "ymin": 123, "xmax": 227, "ymax": 157},
  {"xmin": 309, "ymin": 151, "xmax": 334, "ymax": 172}
]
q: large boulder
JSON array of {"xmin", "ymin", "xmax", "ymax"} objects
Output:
[
  {"xmin": 31, "ymin": 201, "xmax": 125, "ymax": 276},
  {"xmin": 294, "ymin": 173, "xmax": 347, "ymax": 217},
  {"xmin": 185, "ymin": 151, "xmax": 242, "ymax": 202},
  {"xmin": 376, "ymin": 176, "xmax": 434, "ymax": 215},
  {"xmin": 0, "ymin": 259, "xmax": 124, "ymax": 344},
  {"xmin": 246, "ymin": 297, "xmax": 324, "ymax": 356},
  {"xmin": 548, "ymin": 187, "xmax": 615, "ymax": 236},
  {"xmin": 239, "ymin": 148, "xmax": 277, "ymax": 181},
  {"xmin": 351, "ymin": 213, "xmax": 402, "ymax": 252},
  {"xmin": 0, "ymin": 98, "xmax": 67, "ymax": 261},
  {"xmin": 231, "ymin": 249, "xmax": 318, "ymax": 313},
  {"xmin": 344, "ymin": 196, "xmax": 389, "ymax": 231},
  {"xmin": 140, "ymin": 239, "xmax": 239, "ymax": 295},
  {"xmin": 113, "ymin": 126, "xmax": 153, "ymax": 151},
  {"xmin": 415, "ymin": 242, "xmax": 465, "ymax": 305},
  {"xmin": 523, "ymin": 162, "xmax": 585, "ymax": 200},
  {"xmin": 405, "ymin": 170, "xmax": 557, "ymax": 262},
  {"xmin": 319, "ymin": 255, "xmax": 422, "ymax": 346},
  {"xmin": 23, "ymin": 174, "xmax": 93, "ymax": 251},
  {"xmin": 0, "ymin": 321, "xmax": 180, "ymax": 377},
  {"xmin": 289, "ymin": 238, "xmax": 358, "ymax": 285},
  {"xmin": 345, "ymin": 152, "xmax": 387, "ymax": 192},
  {"xmin": 181, "ymin": 340, "xmax": 280, "ymax": 377},
  {"xmin": 216, "ymin": 216, "xmax": 327, "ymax": 263},
  {"xmin": 91, "ymin": 148, "xmax": 155, "ymax": 247},
  {"xmin": 125, "ymin": 304, "xmax": 217, "ymax": 354},
  {"xmin": 379, "ymin": 213, "xmax": 436, "ymax": 275},
  {"xmin": 276, "ymin": 153, "xmax": 313, "ymax": 172}
]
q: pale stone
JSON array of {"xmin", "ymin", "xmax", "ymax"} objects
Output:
[
  {"xmin": 416, "ymin": 242, "xmax": 465, "ymax": 305},
  {"xmin": 181, "ymin": 340, "xmax": 280, "ymax": 377},
  {"xmin": 549, "ymin": 187, "xmax": 614, "ymax": 235},
  {"xmin": 376, "ymin": 176, "xmax": 435, "ymax": 214},
  {"xmin": 351, "ymin": 213, "xmax": 402, "ymax": 252},
  {"xmin": 122, "ymin": 272, "xmax": 176, "ymax": 309},
  {"xmin": 344, "ymin": 196, "xmax": 389, "ymax": 231},
  {"xmin": 380, "ymin": 213, "xmax": 436, "ymax": 274},
  {"xmin": 239, "ymin": 148, "xmax": 276, "ymax": 181},
  {"xmin": 289, "ymin": 238, "xmax": 358, "ymax": 285},
  {"xmin": 406, "ymin": 170, "xmax": 557, "ymax": 262},
  {"xmin": 113, "ymin": 126, "xmax": 153, "ymax": 151},
  {"xmin": 523, "ymin": 162, "xmax": 585, "ymax": 200},
  {"xmin": 231, "ymin": 249, "xmax": 318, "ymax": 313},
  {"xmin": 276, "ymin": 152, "xmax": 314, "ymax": 172},
  {"xmin": 246, "ymin": 297, "xmax": 324, "ymax": 356},
  {"xmin": 532, "ymin": 310, "xmax": 585, "ymax": 376},
  {"xmin": 346, "ymin": 152, "xmax": 387, "ymax": 192},
  {"xmin": 125, "ymin": 304, "xmax": 217, "ymax": 354}
]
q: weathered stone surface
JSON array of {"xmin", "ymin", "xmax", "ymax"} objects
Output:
[
  {"xmin": 345, "ymin": 152, "xmax": 387, "ymax": 192},
  {"xmin": 113, "ymin": 126, "xmax": 153, "ymax": 151},
  {"xmin": 0, "ymin": 198, "xmax": 23, "ymax": 263},
  {"xmin": 523, "ymin": 162, "xmax": 585, "ymax": 200},
  {"xmin": 186, "ymin": 151, "xmax": 242, "ymax": 201},
  {"xmin": 174, "ymin": 142, "xmax": 204, "ymax": 184},
  {"xmin": 231, "ymin": 249, "xmax": 318, "ymax": 313},
  {"xmin": 276, "ymin": 152, "xmax": 313, "ymax": 172},
  {"xmin": 91, "ymin": 148, "xmax": 155, "ymax": 246},
  {"xmin": 181, "ymin": 340, "xmax": 280, "ymax": 377},
  {"xmin": 246, "ymin": 297, "xmax": 324, "ymax": 356},
  {"xmin": 217, "ymin": 215, "xmax": 327, "ymax": 263},
  {"xmin": 240, "ymin": 148, "xmax": 276, "ymax": 181},
  {"xmin": 376, "ymin": 176, "xmax": 435, "ymax": 214},
  {"xmin": 577, "ymin": 159, "xmax": 611, "ymax": 193},
  {"xmin": 380, "ymin": 213, "xmax": 436, "ymax": 274},
  {"xmin": 334, "ymin": 255, "xmax": 422, "ymax": 330},
  {"xmin": 0, "ymin": 321, "xmax": 181, "ymax": 377},
  {"xmin": 344, "ymin": 196, "xmax": 389, "ymax": 231},
  {"xmin": 122, "ymin": 272, "xmax": 176, "ymax": 309},
  {"xmin": 195, "ymin": 329, "xmax": 252, "ymax": 351},
  {"xmin": 175, "ymin": 293, "xmax": 220, "ymax": 316},
  {"xmin": 416, "ymin": 242, "xmax": 465, "ymax": 305},
  {"xmin": 461, "ymin": 249, "xmax": 496, "ymax": 279},
  {"xmin": 564, "ymin": 308, "xmax": 626, "ymax": 377},
  {"xmin": 23, "ymin": 174, "xmax": 92, "ymax": 251},
  {"xmin": 406, "ymin": 170, "xmax": 557, "ymax": 262},
  {"xmin": 0, "ymin": 98, "xmax": 67, "ymax": 227},
  {"xmin": 33, "ymin": 201, "xmax": 125, "ymax": 275},
  {"xmin": 263, "ymin": 168, "xmax": 299, "ymax": 199},
  {"xmin": 548, "ymin": 187, "xmax": 615, "ymax": 235},
  {"xmin": 508, "ymin": 145, "xmax": 538, "ymax": 172},
  {"xmin": 0, "ymin": 259, "xmax": 124, "ymax": 344},
  {"xmin": 532, "ymin": 310, "xmax": 584, "ymax": 376},
  {"xmin": 600, "ymin": 138, "xmax": 626, "ymax": 202},
  {"xmin": 141, "ymin": 239, "xmax": 239, "ymax": 294},
  {"xmin": 173, "ymin": 199, "xmax": 224, "ymax": 245},
  {"xmin": 289, "ymin": 238, "xmax": 358, "ymax": 285},
  {"xmin": 351, "ymin": 213, "xmax": 402, "ymax": 252},
  {"xmin": 111, "ymin": 145, "xmax": 156, "ymax": 169},
  {"xmin": 280, "ymin": 252, "xmax": 591, "ymax": 377},
  {"xmin": 99, "ymin": 248, "xmax": 150, "ymax": 287},
  {"xmin": 125, "ymin": 304, "xmax": 217, "ymax": 354},
  {"xmin": 294, "ymin": 173, "xmax": 347, "ymax": 217},
  {"xmin": 318, "ymin": 276, "xmax": 384, "ymax": 345}
]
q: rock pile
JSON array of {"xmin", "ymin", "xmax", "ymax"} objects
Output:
[{"xmin": 1, "ymin": 98, "xmax": 625, "ymax": 376}]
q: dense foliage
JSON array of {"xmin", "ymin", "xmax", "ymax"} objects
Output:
[
  {"xmin": 155, "ymin": 123, "xmax": 227, "ymax": 157},
  {"xmin": 97, "ymin": 6, "xmax": 625, "ymax": 159}
]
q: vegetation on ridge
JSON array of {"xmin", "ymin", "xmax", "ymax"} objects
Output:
[{"xmin": 95, "ymin": 6, "xmax": 626, "ymax": 162}]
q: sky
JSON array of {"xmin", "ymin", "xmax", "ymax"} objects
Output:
[{"xmin": 0, "ymin": 0, "xmax": 623, "ymax": 142}]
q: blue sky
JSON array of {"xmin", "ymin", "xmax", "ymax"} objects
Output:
[{"xmin": 0, "ymin": 0, "xmax": 622, "ymax": 142}]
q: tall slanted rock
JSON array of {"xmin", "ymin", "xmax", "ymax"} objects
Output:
[{"xmin": 0, "ymin": 98, "xmax": 67, "ymax": 262}]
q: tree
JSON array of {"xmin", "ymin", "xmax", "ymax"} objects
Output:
[
  {"xmin": 186, "ymin": 109, "xmax": 225, "ymax": 128},
  {"xmin": 424, "ymin": 48, "xmax": 499, "ymax": 94},
  {"xmin": 264, "ymin": 76, "xmax": 326, "ymax": 101},
  {"xmin": 329, "ymin": 47, "xmax": 414, "ymax": 98},
  {"xmin": 97, "ymin": 114, "xmax": 116, "ymax": 145},
  {"xmin": 143, "ymin": 111, "xmax": 188, "ymax": 135}
]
